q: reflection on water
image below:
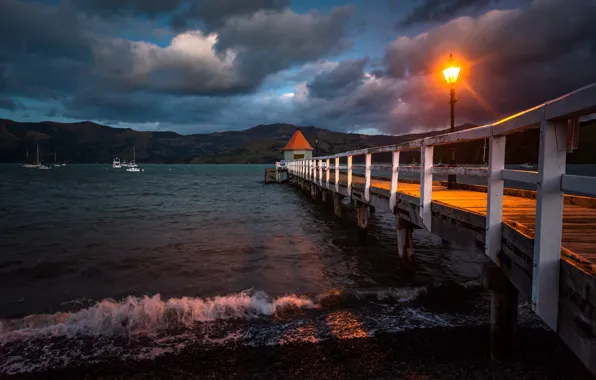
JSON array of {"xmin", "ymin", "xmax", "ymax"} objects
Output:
[
  {"xmin": 326, "ymin": 310, "xmax": 368, "ymax": 339},
  {"xmin": 0, "ymin": 164, "xmax": 489, "ymax": 318}
]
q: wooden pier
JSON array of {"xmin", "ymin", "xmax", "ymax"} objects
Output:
[
  {"xmin": 286, "ymin": 83, "xmax": 596, "ymax": 376},
  {"xmin": 265, "ymin": 162, "xmax": 289, "ymax": 184}
]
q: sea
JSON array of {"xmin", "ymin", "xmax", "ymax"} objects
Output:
[{"xmin": 0, "ymin": 164, "xmax": 592, "ymax": 377}]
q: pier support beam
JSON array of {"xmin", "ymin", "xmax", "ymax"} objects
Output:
[
  {"xmin": 333, "ymin": 194, "xmax": 343, "ymax": 218},
  {"xmin": 396, "ymin": 216, "xmax": 414, "ymax": 269},
  {"xmin": 321, "ymin": 190, "xmax": 328, "ymax": 203},
  {"xmin": 485, "ymin": 265, "xmax": 518, "ymax": 362},
  {"xmin": 357, "ymin": 203, "xmax": 368, "ymax": 238},
  {"xmin": 310, "ymin": 185, "xmax": 318, "ymax": 201}
]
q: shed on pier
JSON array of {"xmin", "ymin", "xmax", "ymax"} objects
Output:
[{"xmin": 282, "ymin": 128, "xmax": 314, "ymax": 162}]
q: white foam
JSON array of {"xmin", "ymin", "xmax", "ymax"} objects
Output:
[{"xmin": 0, "ymin": 291, "xmax": 317, "ymax": 340}]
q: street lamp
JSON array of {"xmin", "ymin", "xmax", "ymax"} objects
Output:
[
  {"xmin": 443, "ymin": 53, "xmax": 460, "ymax": 189},
  {"xmin": 315, "ymin": 136, "xmax": 319, "ymax": 157}
]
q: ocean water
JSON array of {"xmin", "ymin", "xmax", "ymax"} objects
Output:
[{"xmin": 0, "ymin": 164, "xmax": 549, "ymax": 375}]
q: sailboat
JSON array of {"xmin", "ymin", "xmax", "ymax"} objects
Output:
[
  {"xmin": 53, "ymin": 149, "xmax": 66, "ymax": 167},
  {"xmin": 23, "ymin": 145, "xmax": 49, "ymax": 169},
  {"xmin": 126, "ymin": 146, "xmax": 144, "ymax": 172}
]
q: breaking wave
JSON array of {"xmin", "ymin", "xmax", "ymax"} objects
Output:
[{"xmin": 0, "ymin": 287, "xmax": 426, "ymax": 341}]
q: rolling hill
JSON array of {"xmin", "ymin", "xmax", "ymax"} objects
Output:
[{"xmin": 0, "ymin": 119, "xmax": 594, "ymax": 164}]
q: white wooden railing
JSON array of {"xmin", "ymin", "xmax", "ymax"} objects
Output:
[{"xmin": 288, "ymin": 82, "xmax": 596, "ymax": 331}]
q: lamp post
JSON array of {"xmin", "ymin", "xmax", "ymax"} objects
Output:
[
  {"xmin": 315, "ymin": 137, "xmax": 319, "ymax": 157},
  {"xmin": 442, "ymin": 53, "xmax": 461, "ymax": 190}
]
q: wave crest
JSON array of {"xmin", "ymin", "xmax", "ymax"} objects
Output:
[
  {"xmin": 0, "ymin": 290, "xmax": 316, "ymax": 340},
  {"xmin": 0, "ymin": 287, "xmax": 427, "ymax": 341}
]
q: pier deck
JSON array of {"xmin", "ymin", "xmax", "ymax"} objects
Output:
[
  {"xmin": 286, "ymin": 82, "xmax": 596, "ymax": 376},
  {"xmin": 343, "ymin": 173, "xmax": 596, "ymax": 265}
]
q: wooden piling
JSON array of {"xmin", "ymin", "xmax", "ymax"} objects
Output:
[
  {"xmin": 396, "ymin": 216, "xmax": 414, "ymax": 269},
  {"xmin": 321, "ymin": 190, "xmax": 328, "ymax": 203},
  {"xmin": 357, "ymin": 203, "xmax": 368, "ymax": 238},
  {"xmin": 485, "ymin": 265, "xmax": 518, "ymax": 362},
  {"xmin": 333, "ymin": 193, "xmax": 342, "ymax": 218}
]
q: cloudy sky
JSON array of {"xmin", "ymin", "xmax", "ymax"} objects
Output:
[{"xmin": 0, "ymin": 0, "xmax": 595, "ymax": 135}]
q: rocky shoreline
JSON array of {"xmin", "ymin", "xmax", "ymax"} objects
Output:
[{"xmin": 4, "ymin": 325, "xmax": 593, "ymax": 380}]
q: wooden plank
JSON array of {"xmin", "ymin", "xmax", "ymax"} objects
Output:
[
  {"xmin": 492, "ymin": 104, "xmax": 542, "ymax": 136},
  {"xmin": 319, "ymin": 159, "xmax": 323, "ymax": 186},
  {"xmin": 533, "ymin": 120, "xmax": 567, "ymax": 330},
  {"xmin": 423, "ymin": 125, "xmax": 492, "ymax": 147},
  {"xmin": 502, "ymin": 169, "xmax": 539, "ymax": 184},
  {"xmin": 545, "ymin": 82, "xmax": 596, "ymax": 120},
  {"xmin": 562, "ymin": 175, "xmax": 596, "ymax": 197},
  {"xmin": 389, "ymin": 151, "xmax": 400, "ymax": 213},
  {"xmin": 347, "ymin": 155, "xmax": 353, "ymax": 196},
  {"xmin": 335, "ymin": 157, "xmax": 340, "ymax": 192},
  {"xmin": 420, "ymin": 145, "xmax": 433, "ymax": 231},
  {"xmin": 326, "ymin": 159, "xmax": 330, "ymax": 189},
  {"xmin": 365, "ymin": 153, "xmax": 372, "ymax": 202},
  {"xmin": 487, "ymin": 135, "xmax": 506, "ymax": 263}
]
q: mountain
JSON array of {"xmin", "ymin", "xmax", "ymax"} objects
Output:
[{"xmin": 0, "ymin": 119, "xmax": 594, "ymax": 164}]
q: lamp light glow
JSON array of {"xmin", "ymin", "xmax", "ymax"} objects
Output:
[{"xmin": 442, "ymin": 54, "xmax": 460, "ymax": 84}]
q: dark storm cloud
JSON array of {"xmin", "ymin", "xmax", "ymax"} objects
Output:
[
  {"xmin": 62, "ymin": 90, "xmax": 229, "ymax": 125},
  {"xmin": 172, "ymin": 0, "xmax": 289, "ymax": 31},
  {"xmin": 0, "ymin": 97, "xmax": 17, "ymax": 111},
  {"xmin": 88, "ymin": 5, "xmax": 355, "ymax": 97},
  {"xmin": 71, "ymin": 0, "xmax": 290, "ymax": 32},
  {"xmin": 73, "ymin": 0, "xmax": 184, "ymax": 17},
  {"xmin": 399, "ymin": 0, "xmax": 500, "ymax": 26},
  {"xmin": 215, "ymin": 6, "xmax": 354, "ymax": 85},
  {"xmin": 0, "ymin": 0, "xmax": 354, "ymax": 109},
  {"xmin": 307, "ymin": 59, "xmax": 367, "ymax": 99},
  {"xmin": 0, "ymin": 0, "xmax": 92, "ymax": 60},
  {"xmin": 383, "ymin": 0, "xmax": 596, "ymax": 131}
]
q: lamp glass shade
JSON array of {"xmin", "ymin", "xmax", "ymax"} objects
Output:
[{"xmin": 442, "ymin": 66, "xmax": 460, "ymax": 84}]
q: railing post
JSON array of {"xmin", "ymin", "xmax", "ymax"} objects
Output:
[
  {"xmin": 305, "ymin": 160, "xmax": 307, "ymax": 180},
  {"xmin": 318, "ymin": 159, "xmax": 323, "ymax": 186},
  {"xmin": 307, "ymin": 160, "xmax": 310, "ymax": 181},
  {"xmin": 532, "ymin": 119, "xmax": 566, "ymax": 331},
  {"xmin": 326, "ymin": 159, "xmax": 330, "ymax": 188},
  {"xmin": 389, "ymin": 151, "xmax": 400, "ymax": 212},
  {"xmin": 364, "ymin": 153, "xmax": 372, "ymax": 202},
  {"xmin": 420, "ymin": 145, "xmax": 433, "ymax": 231},
  {"xmin": 303, "ymin": 160, "xmax": 305, "ymax": 179},
  {"xmin": 335, "ymin": 157, "xmax": 340, "ymax": 192},
  {"xmin": 486, "ymin": 135, "xmax": 506, "ymax": 263},
  {"xmin": 347, "ymin": 155, "xmax": 353, "ymax": 196}
]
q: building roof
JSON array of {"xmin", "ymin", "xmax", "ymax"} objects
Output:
[{"xmin": 282, "ymin": 129, "xmax": 314, "ymax": 151}]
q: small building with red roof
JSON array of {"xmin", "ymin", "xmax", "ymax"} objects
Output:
[{"xmin": 281, "ymin": 128, "xmax": 314, "ymax": 161}]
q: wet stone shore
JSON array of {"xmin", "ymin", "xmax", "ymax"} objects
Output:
[{"xmin": 4, "ymin": 326, "xmax": 593, "ymax": 380}]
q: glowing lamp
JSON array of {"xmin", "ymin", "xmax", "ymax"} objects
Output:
[
  {"xmin": 442, "ymin": 54, "xmax": 460, "ymax": 84},
  {"xmin": 442, "ymin": 66, "xmax": 460, "ymax": 84}
]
